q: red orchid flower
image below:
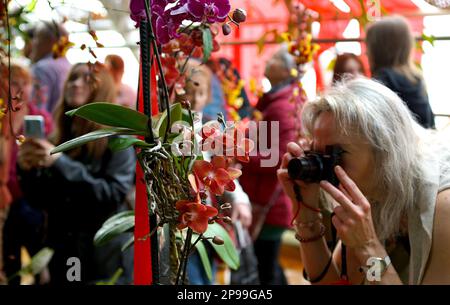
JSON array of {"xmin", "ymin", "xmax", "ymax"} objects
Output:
[
  {"xmin": 176, "ymin": 199, "xmax": 218, "ymax": 234},
  {"xmin": 234, "ymin": 120, "xmax": 255, "ymax": 162},
  {"xmin": 161, "ymin": 56, "xmax": 180, "ymax": 87},
  {"xmin": 162, "ymin": 39, "xmax": 181, "ymax": 53},
  {"xmin": 193, "ymin": 156, "xmax": 241, "ymax": 195},
  {"xmin": 234, "ymin": 137, "xmax": 254, "ymax": 163},
  {"xmin": 177, "ymin": 33, "xmax": 196, "ymax": 55},
  {"xmin": 191, "ymin": 47, "xmax": 204, "ymax": 59},
  {"xmin": 200, "ymin": 121, "xmax": 222, "ymax": 151},
  {"xmin": 217, "ymin": 123, "xmax": 255, "ymax": 162}
]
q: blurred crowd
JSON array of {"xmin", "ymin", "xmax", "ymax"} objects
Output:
[{"xmin": 1, "ymin": 14, "xmax": 447, "ymax": 286}]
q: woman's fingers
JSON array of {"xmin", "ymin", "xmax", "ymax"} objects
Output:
[
  {"xmin": 278, "ymin": 168, "xmax": 310, "ymax": 189},
  {"xmin": 335, "ymin": 166, "xmax": 370, "ymax": 209},
  {"xmin": 331, "ymin": 213, "xmax": 346, "ymax": 234},
  {"xmin": 297, "ymin": 138, "xmax": 311, "ymax": 151},
  {"xmin": 277, "ymin": 169, "xmax": 295, "ymax": 192},
  {"xmin": 334, "ymin": 205, "xmax": 356, "ymax": 227},
  {"xmin": 281, "ymin": 141, "xmax": 307, "ymax": 169},
  {"xmin": 287, "ymin": 142, "xmax": 304, "ymax": 158},
  {"xmin": 320, "ymin": 180, "xmax": 360, "ymax": 217},
  {"xmin": 281, "ymin": 152, "xmax": 293, "ymax": 169},
  {"xmin": 339, "ymin": 183, "xmax": 351, "ymax": 199}
]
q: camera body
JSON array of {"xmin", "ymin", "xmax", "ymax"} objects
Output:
[{"xmin": 287, "ymin": 145, "xmax": 342, "ymax": 186}]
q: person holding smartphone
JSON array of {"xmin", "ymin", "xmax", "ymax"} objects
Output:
[
  {"xmin": 1, "ymin": 63, "xmax": 53, "ymax": 285},
  {"xmin": 16, "ymin": 63, "xmax": 136, "ymax": 285}
]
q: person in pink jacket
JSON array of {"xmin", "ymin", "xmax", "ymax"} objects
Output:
[{"xmin": 240, "ymin": 47, "xmax": 304, "ymax": 284}]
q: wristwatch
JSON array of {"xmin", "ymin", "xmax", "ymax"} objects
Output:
[
  {"xmin": 371, "ymin": 255, "xmax": 392, "ymax": 277},
  {"xmin": 359, "ymin": 255, "xmax": 392, "ymax": 280}
]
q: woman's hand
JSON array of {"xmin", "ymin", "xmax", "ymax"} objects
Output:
[
  {"xmin": 319, "ymin": 165, "xmax": 382, "ymax": 258},
  {"xmin": 277, "ymin": 140, "xmax": 321, "ymax": 213},
  {"xmin": 18, "ymin": 138, "xmax": 61, "ymax": 170},
  {"xmin": 231, "ymin": 202, "xmax": 252, "ymax": 229},
  {"xmin": 18, "ymin": 140, "xmax": 42, "ymax": 170}
]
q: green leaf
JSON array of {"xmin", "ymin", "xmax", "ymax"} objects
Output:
[
  {"xmin": 327, "ymin": 58, "xmax": 336, "ymax": 72},
  {"xmin": 94, "ymin": 211, "xmax": 135, "ymax": 247},
  {"xmin": 202, "ymin": 27, "xmax": 213, "ymax": 63},
  {"xmin": 202, "ymin": 223, "xmax": 240, "ymax": 270},
  {"xmin": 103, "ymin": 210, "xmax": 135, "ymax": 227},
  {"xmin": 121, "ymin": 235, "xmax": 134, "ymax": 252},
  {"xmin": 194, "ymin": 241, "xmax": 213, "ymax": 281},
  {"xmin": 18, "ymin": 247, "xmax": 54, "ymax": 276},
  {"xmin": 25, "ymin": 0, "xmax": 38, "ymax": 12},
  {"xmin": 421, "ymin": 33, "xmax": 435, "ymax": 47},
  {"xmin": 108, "ymin": 136, "xmax": 153, "ymax": 152},
  {"xmin": 256, "ymin": 32, "xmax": 268, "ymax": 55},
  {"xmin": 181, "ymin": 108, "xmax": 193, "ymax": 123},
  {"xmin": 51, "ymin": 127, "xmax": 144, "ymax": 154},
  {"xmin": 66, "ymin": 102, "xmax": 149, "ymax": 134},
  {"xmin": 155, "ymin": 103, "xmax": 183, "ymax": 138}
]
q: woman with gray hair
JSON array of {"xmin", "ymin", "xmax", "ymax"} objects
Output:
[{"xmin": 277, "ymin": 77, "xmax": 450, "ymax": 284}]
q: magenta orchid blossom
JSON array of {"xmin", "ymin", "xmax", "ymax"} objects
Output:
[
  {"xmin": 130, "ymin": 0, "xmax": 231, "ymax": 44},
  {"xmin": 186, "ymin": 0, "xmax": 231, "ymax": 23}
]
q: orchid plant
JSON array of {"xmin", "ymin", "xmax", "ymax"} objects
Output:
[{"xmin": 50, "ymin": 0, "xmax": 249, "ymax": 285}]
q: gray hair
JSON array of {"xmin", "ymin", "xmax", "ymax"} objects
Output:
[
  {"xmin": 275, "ymin": 44, "xmax": 297, "ymax": 74},
  {"xmin": 35, "ymin": 21, "xmax": 68, "ymax": 41},
  {"xmin": 301, "ymin": 77, "xmax": 424, "ymax": 242}
]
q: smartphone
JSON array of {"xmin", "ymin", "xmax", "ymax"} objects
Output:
[{"xmin": 24, "ymin": 115, "xmax": 45, "ymax": 139}]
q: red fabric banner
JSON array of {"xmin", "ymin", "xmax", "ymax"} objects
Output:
[{"xmin": 134, "ymin": 51, "xmax": 159, "ymax": 285}]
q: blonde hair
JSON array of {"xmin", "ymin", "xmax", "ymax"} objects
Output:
[
  {"xmin": 366, "ymin": 16, "xmax": 422, "ymax": 84},
  {"xmin": 10, "ymin": 63, "xmax": 32, "ymax": 84},
  {"xmin": 302, "ymin": 77, "xmax": 425, "ymax": 242},
  {"xmin": 176, "ymin": 59, "xmax": 212, "ymax": 110}
]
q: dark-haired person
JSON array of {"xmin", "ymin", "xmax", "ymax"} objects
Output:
[
  {"xmin": 17, "ymin": 63, "xmax": 135, "ymax": 284},
  {"xmin": 30, "ymin": 21, "xmax": 72, "ymax": 113}
]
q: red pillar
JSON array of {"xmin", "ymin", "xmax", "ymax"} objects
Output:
[{"xmin": 233, "ymin": 26, "xmax": 241, "ymax": 74}]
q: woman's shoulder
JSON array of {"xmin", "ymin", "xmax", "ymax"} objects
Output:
[{"xmin": 418, "ymin": 130, "xmax": 450, "ymax": 191}]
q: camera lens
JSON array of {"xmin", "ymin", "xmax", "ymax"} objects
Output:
[{"xmin": 287, "ymin": 155, "xmax": 323, "ymax": 182}]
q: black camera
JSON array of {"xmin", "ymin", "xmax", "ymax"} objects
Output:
[{"xmin": 287, "ymin": 145, "xmax": 343, "ymax": 186}]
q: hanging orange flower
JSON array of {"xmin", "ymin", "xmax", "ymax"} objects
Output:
[
  {"xmin": 176, "ymin": 199, "xmax": 218, "ymax": 234},
  {"xmin": 193, "ymin": 156, "xmax": 241, "ymax": 195}
]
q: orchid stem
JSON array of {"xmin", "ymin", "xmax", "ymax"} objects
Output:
[
  {"xmin": 181, "ymin": 228, "xmax": 193, "ymax": 284},
  {"xmin": 189, "ymin": 234, "xmax": 204, "ymax": 255},
  {"xmin": 142, "ymin": 0, "xmax": 171, "ymax": 143},
  {"xmin": 175, "ymin": 228, "xmax": 193, "ymax": 284}
]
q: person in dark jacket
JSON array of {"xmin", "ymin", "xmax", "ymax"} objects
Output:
[
  {"xmin": 240, "ymin": 47, "xmax": 302, "ymax": 285},
  {"xmin": 366, "ymin": 16, "xmax": 435, "ymax": 129},
  {"xmin": 17, "ymin": 63, "xmax": 135, "ymax": 285}
]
